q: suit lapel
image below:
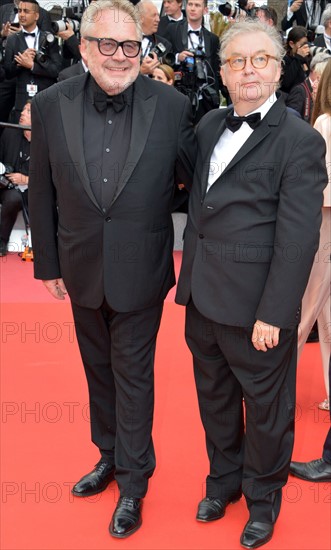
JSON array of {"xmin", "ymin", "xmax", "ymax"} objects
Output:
[
  {"xmin": 200, "ymin": 111, "xmax": 228, "ymax": 197},
  {"xmin": 180, "ymin": 21, "xmax": 188, "ymax": 50},
  {"xmin": 59, "ymin": 73, "xmax": 102, "ymax": 212},
  {"xmin": 203, "ymin": 28, "xmax": 211, "ymax": 58},
  {"xmin": 110, "ymin": 75, "xmax": 157, "ymax": 206}
]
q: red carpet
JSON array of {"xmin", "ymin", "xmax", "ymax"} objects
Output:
[{"xmin": 1, "ymin": 253, "xmax": 330, "ymax": 550}]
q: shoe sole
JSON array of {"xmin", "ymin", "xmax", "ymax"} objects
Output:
[
  {"xmin": 289, "ymin": 472, "xmax": 331, "ymax": 483},
  {"xmin": 240, "ymin": 533, "xmax": 273, "ymax": 549},
  {"xmin": 109, "ymin": 518, "xmax": 142, "ymax": 538},
  {"xmin": 71, "ymin": 476, "xmax": 115, "ymax": 497}
]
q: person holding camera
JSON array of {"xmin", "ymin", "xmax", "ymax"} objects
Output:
[
  {"xmin": 281, "ymin": 0, "xmax": 331, "ymax": 34},
  {"xmin": 4, "ymin": 0, "xmax": 61, "ymax": 121},
  {"xmin": 280, "ymin": 26, "xmax": 311, "ymax": 95},
  {"xmin": 0, "ymin": 100, "xmax": 31, "ymax": 256},
  {"xmin": 138, "ymin": 0, "xmax": 173, "ymax": 76},
  {"xmin": 166, "ymin": 0, "xmax": 220, "ymax": 122}
]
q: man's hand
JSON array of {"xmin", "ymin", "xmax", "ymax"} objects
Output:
[
  {"xmin": 57, "ymin": 22, "xmax": 75, "ymax": 41},
  {"xmin": 178, "ymin": 50, "xmax": 194, "ymax": 63},
  {"xmin": 140, "ymin": 52, "xmax": 159, "ymax": 75},
  {"xmin": 14, "ymin": 48, "xmax": 35, "ymax": 69},
  {"xmin": 290, "ymin": 0, "xmax": 303, "ymax": 13},
  {"xmin": 6, "ymin": 172, "xmax": 28, "ymax": 185},
  {"xmin": 251, "ymin": 319, "xmax": 280, "ymax": 352},
  {"xmin": 1, "ymin": 21, "xmax": 20, "ymax": 38},
  {"xmin": 43, "ymin": 279, "xmax": 67, "ymax": 300}
]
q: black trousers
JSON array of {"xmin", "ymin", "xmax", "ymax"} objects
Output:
[
  {"xmin": 71, "ymin": 299, "xmax": 164, "ymax": 498},
  {"xmin": 0, "ymin": 188, "xmax": 26, "ymax": 243},
  {"xmin": 185, "ymin": 300, "xmax": 298, "ymax": 523}
]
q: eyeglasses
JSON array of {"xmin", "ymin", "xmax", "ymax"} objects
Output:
[
  {"xmin": 83, "ymin": 36, "xmax": 141, "ymax": 58},
  {"xmin": 224, "ymin": 54, "xmax": 279, "ymax": 71}
]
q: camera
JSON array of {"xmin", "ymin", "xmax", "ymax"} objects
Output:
[
  {"xmin": 0, "ymin": 163, "xmax": 16, "ymax": 189},
  {"xmin": 34, "ymin": 32, "xmax": 56, "ymax": 64},
  {"xmin": 218, "ymin": 0, "xmax": 253, "ymax": 18},
  {"xmin": 175, "ymin": 46, "xmax": 207, "ymax": 94},
  {"xmin": 51, "ymin": 17, "xmax": 80, "ymax": 34},
  {"xmin": 149, "ymin": 42, "xmax": 175, "ymax": 66}
]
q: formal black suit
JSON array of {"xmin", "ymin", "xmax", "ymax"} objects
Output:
[
  {"xmin": 286, "ymin": 77, "xmax": 313, "ymax": 121},
  {"xmin": 4, "ymin": 29, "xmax": 62, "ymax": 112},
  {"xmin": 0, "ymin": 3, "xmax": 52, "ymax": 126},
  {"xmin": 176, "ymin": 96, "xmax": 327, "ymax": 521},
  {"xmin": 29, "ymin": 72, "xmax": 196, "ymax": 497},
  {"xmin": 167, "ymin": 20, "xmax": 220, "ymax": 89},
  {"xmin": 281, "ymin": 0, "xmax": 331, "ymax": 32},
  {"xmin": 58, "ymin": 60, "xmax": 86, "ymax": 81},
  {"xmin": 157, "ymin": 14, "xmax": 185, "ymax": 39}
]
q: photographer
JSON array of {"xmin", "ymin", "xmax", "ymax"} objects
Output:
[
  {"xmin": 280, "ymin": 26, "xmax": 311, "ymax": 95},
  {"xmin": 138, "ymin": 0, "xmax": 173, "ymax": 76},
  {"xmin": 0, "ymin": 100, "xmax": 31, "ymax": 256},
  {"xmin": 167, "ymin": 0, "xmax": 220, "ymax": 122},
  {"xmin": 4, "ymin": 0, "xmax": 61, "ymax": 121}
]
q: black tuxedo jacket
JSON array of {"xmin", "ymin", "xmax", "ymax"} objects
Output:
[
  {"xmin": 4, "ymin": 30, "xmax": 62, "ymax": 110},
  {"xmin": 281, "ymin": 0, "xmax": 331, "ymax": 31},
  {"xmin": 157, "ymin": 15, "xmax": 185, "ymax": 39},
  {"xmin": 176, "ymin": 97, "xmax": 327, "ymax": 329},
  {"xmin": 286, "ymin": 78, "xmax": 313, "ymax": 121},
  {"xmin": 29, "ymin": 73, "xmax": 196, "ymax": 311},
  {"xmin": 166, "ymin": 20, "xmax": 220, "ymax": 91},
  {"xmin": 58, "ymin": 60, "xmax": 86, "ymax": 81},
  {"xmin": 314, "ymin": 33, "xmax": 331, "ymax": 51}
]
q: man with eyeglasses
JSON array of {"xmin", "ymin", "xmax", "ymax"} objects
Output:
[
  {"xmin": 176, "ymin": 19, "xmax": 327, "ymax": 549},
  {"xmin": 29, "ymin": 0, "xmax": 195, "ymax": 540}
]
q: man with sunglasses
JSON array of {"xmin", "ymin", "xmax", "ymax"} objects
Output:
[
  {"xmin": 176, "ymin": 19, "xmax": 327, "ymax": 549},
  {"xmin": 29, "ymin": 0, "xmax": 195, "ymax": 539}
]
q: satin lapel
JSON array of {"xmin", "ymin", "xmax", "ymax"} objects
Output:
[
  {"xmin": 180, "ymin": 21, "xmax": 188, "ymax": 50},
  {"xmin": 110, "ymin": 77, "xmax": 157, "ymax": 206},
  {"xmin": 59, "ymin": 74, "xmax": 102, "ymax": 211},
  {"xmin": 200, "ymin": 112, "xmax": 227, "ymax": 198},
  {"xmin": 203, "ymin": 28, "xmax": 211, "ymax": 58}
]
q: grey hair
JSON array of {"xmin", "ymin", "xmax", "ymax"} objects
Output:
[
  {"xmin": 219, "ymin": 18, "xmax": 285, "ymax": 64},
  {"xmin": 321, "ymin": 5, "xmax": 331, "ymax": 27},
  {"xmin": 80, "ymin": 0, "xmax": 142, "ymax": 39},
  {"xmin": 310, "ymin": 52, "xmax": 331, "ymax": 72}
]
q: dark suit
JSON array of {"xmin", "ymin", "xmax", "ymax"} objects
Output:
[
  {"xmin": 58, "ymin": 60, "xmax": 86, "ymax": 81},
  {"xmin": 0, "ymin": 3, "xmax": 52, "ymax": 126},
  {"xmin": 314, "ymin": 33, "xmax": 331, "ymax": 51},
  {"xmin": 176, "ymin": 96, "xmax": 327, "ymax": 521},
  {"xmin": 281, "ymin": 0, "xmax": 331, "ymax": 32},
  {"xmin": 286, "ymin": 77, "xmax": 313, "ymax": 121},
  {"xmin": 4, "ymin": 29, "xmax": 62, "ymax": 112},
  {"xmin": 166, "ymin": 20, "xmax": 220, "ymax": 92},
  {"xmin": 29, "ymin": 72, "xmax": 196, "ymax": 497},
  {"xmin": 157, "ymin": 14, "xmax": 185, "ymax": 39}
]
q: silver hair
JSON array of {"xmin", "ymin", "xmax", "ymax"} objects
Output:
[
  {"xmin": 310, "ymin": 52, "xmax": 331, "ymax": 71},
  {"xmin": 80, "ymin": 0, "xmax": 142, "ymax": 39},
  {"xmin": 219, "ymin": 18, "xmax": 285, "ymax": 64},
  {"xmin": 321, "ymin": 5, "xmax": 331, "ymax": 27}
]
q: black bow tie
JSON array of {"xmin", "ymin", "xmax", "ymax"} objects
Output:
[
  {"xmin": 23, "ymin": 31, "xmax": 35, "ymax": 37},
  {"xmin": 188, "ymin": 29, "xmax": 200, "ymax": 36},
  {"xmin": 225, "ymin": 112, "xmax": 261, "ymax": 132},
  {"xmin": 94, "ymin": 93, "xmax": 126, "ymax": 113}
]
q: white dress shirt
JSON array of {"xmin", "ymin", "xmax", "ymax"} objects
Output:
[{"xmin": 207, "ymin": 93, "xmax": 277, "ymax": 192}]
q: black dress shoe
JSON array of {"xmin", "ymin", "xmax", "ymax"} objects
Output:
[
  {"xmin": 109, "ymin": 497, "xmax": 142, "ymax": 538},
  {"xmin": 196, "ymin": 490, "xmax": 242, "ymax": 522},
  {"xmin": 289, "ymin": 458, "xmax": 331, "ymax": 482},
  {"xmin": 240, "ymin": 521, "xmax": 274, "ymax": 549},
  {"xmin": 71, "ymin": 460, "xmax": 115, "ymax": 497}
]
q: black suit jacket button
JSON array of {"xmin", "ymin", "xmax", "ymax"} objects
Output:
[
  {"xmin": 199, "ymin": 233, "xmax": 204, "ymax": 239},
  {"xmin": 105, "ymin": 217, "xmax": 112, "ymax": 222}
]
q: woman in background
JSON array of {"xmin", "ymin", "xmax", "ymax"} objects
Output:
[
  {"xmin": 298, "ymin": 59, "xmax": 331, "ymax": 411},
  {"xmin": 151, "ymin": 64, "xmax": 175, "ymax": 86}
]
